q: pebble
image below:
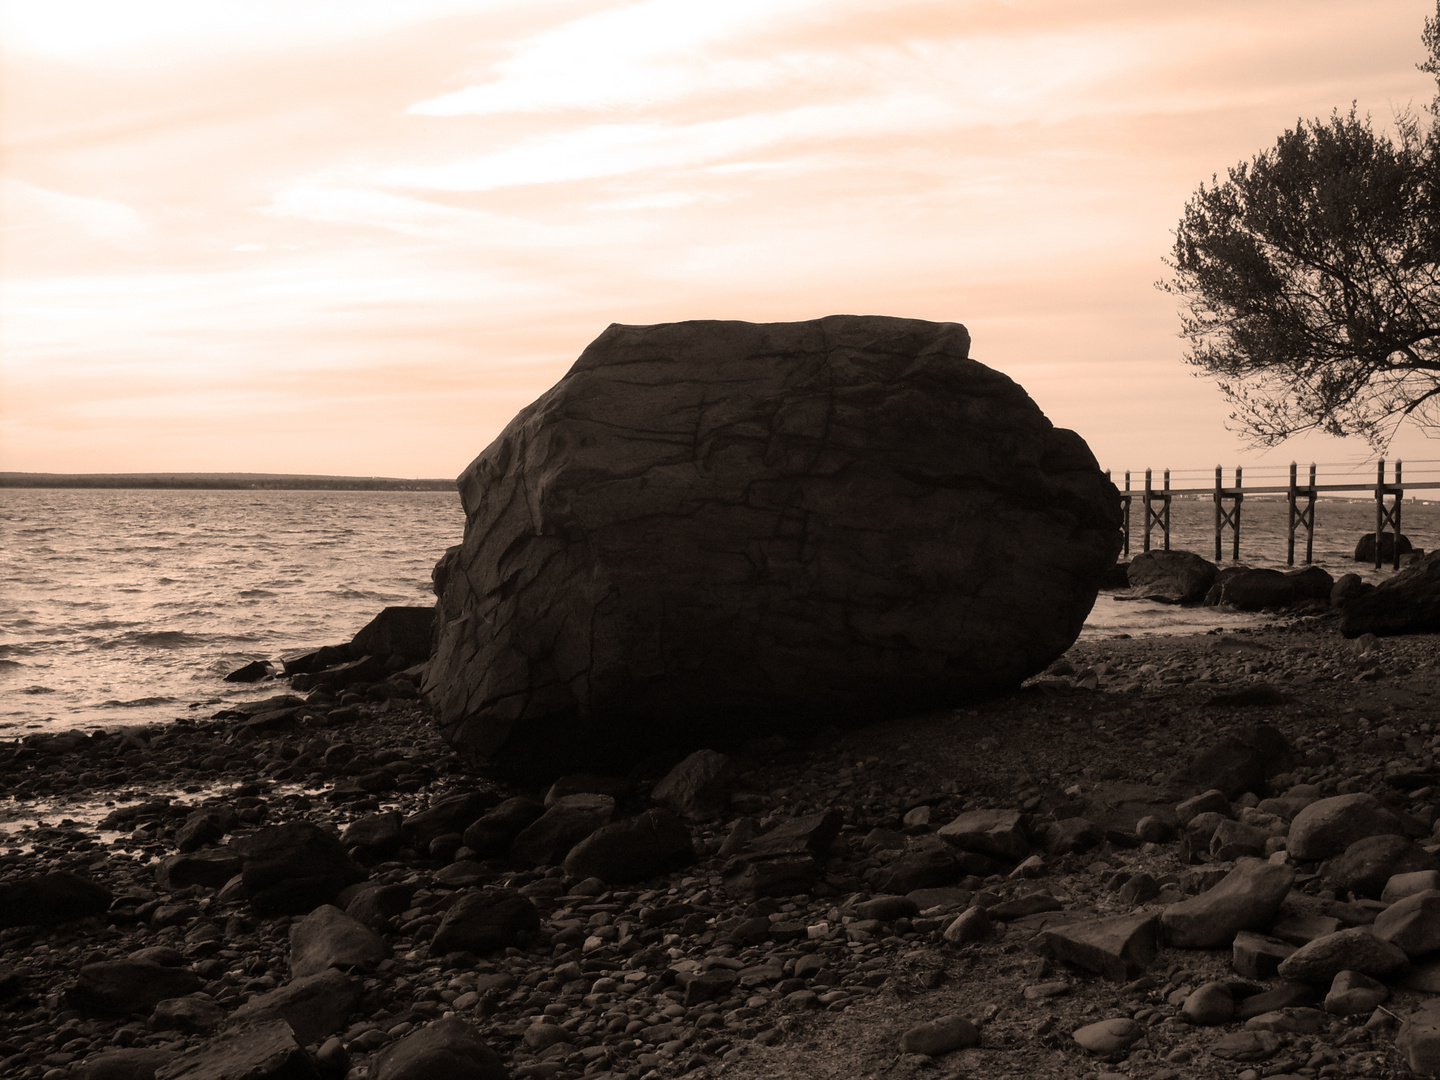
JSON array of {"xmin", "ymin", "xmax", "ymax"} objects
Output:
[{"xmin": 8, "ymin": 624, "xmax": 1440, "ymax": 1080}]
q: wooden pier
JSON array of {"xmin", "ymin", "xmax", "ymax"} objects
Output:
[{"xmin": 1108, "ymin": 460, "xmax": 1440, "ymax": 570}]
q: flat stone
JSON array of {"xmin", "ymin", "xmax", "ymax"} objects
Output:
[
  {"xmin": 1072, "ymin": 1017, "xmax": 1142, "ymax": 1054},
  {"xmin": 1286, "ymin": 793, "xmax": 1407, "ymax": 862},
  {"xmin": 1382, "ymin": 869, "xmax": 1440, "ymax": 903},
  {"xmin": 1276, "ymin": 928, "xmax": 1409, "ymax": 984},
  {"xmin": 1373, "ymin": 889, "xmax": 1440, "ymax": 956},
  {"xmin": 1269, "ymin": 913, "xmax": 1344, "ymax": 946},
  {"xmin": 748, "ymin": 810, "xmax": 845, "ymax": 858},
  {"xmin": 1209, "ymin": 1029, "xmax": 1282, "ymax": 1062},
  {"xmin": 72, "ymin": 1048, "xmax": 178, "ymax": 1080},
  {"xmin": 1403, "ymin": 957, "xmax": 1440, "ymax": 993},
  {"xmin": 154, "ymin": 1018, "xmax": 316, "ymax": 1080},
  {"xmin": 151, "ymin": 993, "xmax": 224, "ymax": 1035},
  {"xmin": 66, "ymin": 961, "xmax": 205, "ymax": 1019},
  {"xmin": 898, "ymin": 1015, "xmax": 980, "ymax": 1056},
  {"xmin": 0, "ymin": 871, "xmax": 112, "ymax": 928},
  {"xmin": 1232, "ymin": 930, "xmax": 1296, "ymax": 980},
  {"xmin": 937, "ymin": 808, "xmax": 1030, "ymax": 862},
  {"xmin": 1039, "ymin": 911, "xmax": 1160, "ymax": 981},
  {"xmin": 1234, "ymin": 983, "xmax": 1319, "ymax": 1021},
  {"xmin": 1243, "ymin": 1007, "xmax": 1327, "ymax": 1034},
  {"xmin": 1161, "ymin": 858, "xmax": 1294, "ymax": 948}
]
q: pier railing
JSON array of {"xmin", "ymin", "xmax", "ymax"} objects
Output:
[{"xmin": 1106, "ymin": 459, "xmax": 1440, "ymax": 570}]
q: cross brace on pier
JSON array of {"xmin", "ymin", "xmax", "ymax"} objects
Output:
[{"xmin": 1106, "ymin": 459, "xmax": 1431, "ymax": 570}]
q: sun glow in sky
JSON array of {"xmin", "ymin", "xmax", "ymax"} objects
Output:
[{"xmin": 2, "ymin": 0, "xmax": 1436, "ymax": 479}]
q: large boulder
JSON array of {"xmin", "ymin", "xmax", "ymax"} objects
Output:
[
  {"xmin": 1341, "ymin": 550, "xmax": 1440, "ymax": 637},
  {"xmin": 1354, "ymin": 532, "xmax": 1412, "ymax": 563},
  {"xmin": 424, "ymin": 316, "xmax": 1120, "ymax": 778}
]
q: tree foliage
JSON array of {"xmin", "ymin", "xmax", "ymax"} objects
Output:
[{"xmin": 1161, "ymin": 14, "xmax": 1440, "ymax": 448}]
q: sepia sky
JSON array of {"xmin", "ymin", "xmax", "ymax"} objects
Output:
[{"xmin": 2, "ymin": 0, "xmax": 1437, "ymax": 482}]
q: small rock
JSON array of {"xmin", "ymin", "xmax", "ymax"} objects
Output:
[
  {"xmin": 1040, "ymin": 911, "xmax": 1160, "ymax": 981},
  {"xmin": 1382, "ymin": 869, "xmax": 1440, "ymax": 903},
  {"xmin": 1181, "ymin": 981, "xmax": 1234, "ymax": 1025},
  {"xmin": 937, "ymin": 807, "xmax": 1030, "ymax": 861},
  {"xmin": 1324, "ymin": 969, "xmax": 1389, "ymax": 1015},
  {"xmin": 1374, "ymin": 889, "xmax": 1440, "ymax": 956},
  {"xmin": 1072, "ymin": 1017, "xmax": 1142, "ymax": 1054},
  {"xmin": 1232, "ymin": 930, "xmax": 1295, "ymax": 980},
  {"xmin": 942, "ymin": 906, "xmax": 990, "ymax": 944},
  {"xmin": 898, "ymin": 1015, "xmax": 980, "ymax": 1056}
]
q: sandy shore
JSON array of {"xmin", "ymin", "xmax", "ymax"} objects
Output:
[{"xmin": 3, "ymin": 609, "xmax": 1440, "ymax": 1080}]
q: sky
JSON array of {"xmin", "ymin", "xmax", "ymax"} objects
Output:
[{"xmin": 2, "ymin": 0, "xmax": 1439, "ymax": 487}]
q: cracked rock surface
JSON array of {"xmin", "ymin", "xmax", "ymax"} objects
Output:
[{"xmin": 424, "ymin": 315, "xmax": 1120, "ymax": 779}]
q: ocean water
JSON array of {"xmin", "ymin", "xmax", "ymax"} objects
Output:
[
  {"xmin": 1, "ymin": 488, "xmax": 1435, "ymax": 738},
  {"xmin": 0, "ymin": 488, "xmax": 465, "ymax": 739}
]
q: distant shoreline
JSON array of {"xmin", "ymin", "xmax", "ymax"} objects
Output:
[{"xmin": 0, "ymin": 472, "xmax": 455, "ymax": 492}]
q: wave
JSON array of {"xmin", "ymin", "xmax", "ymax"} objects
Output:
[
  {"xmin": 20, "ymin": 685, "xmax": 55, "ymax": 695},
  {"xmin": 239, "ymin": 589, "xmax": 277, "ymax": 598},
  {"xmin": 118, "ymin": 630, "xmax": 212, "ymax": 648},
  {"xmin": 95, "ymin": 696, "xmax": 177, "ymax": 708},
  {"xmin": 0, "ymin": 659, "xmax": 23, "ymax": 670}
]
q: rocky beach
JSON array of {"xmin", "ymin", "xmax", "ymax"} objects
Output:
[{"xmin": 6, "ymin": 604, "xmax": 1440, "ymax": 1080}]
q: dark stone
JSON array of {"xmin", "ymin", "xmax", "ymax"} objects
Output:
[
  {"xmin": 561, "ymin": 808, "xmax": 695, "ymax": 883},
  {"xmin": 424, "ymin": 315, "xmax": 1120, "ymax": 779},
  {"xmin": 1355, "ymin": 532, "xmax": 1412, "ymax": 563},
  {"xmin": 339, "ymin": 811, "xmax": 404, "ymax": 855},
  {"xmin": 237, "ymin": 822, "xmax": 368, "ymax": 916},
  {"xmin": 428, "ymin": 888, "xmax": 541, "ymax": 957},
  {"xmin": 342, "ymin": 882, "xmax": 416, "ymax": 931},
  {"xmin": 1324, "ymin": 834, "xmax": 1440, "ymax": 900},
  {"xmin": 1175, "ymin": 724, "xmax": 1293, "ymax": 800},
  {"xmin": 225, "ymin": 969, "xmax": 361, "ymax": 1047},
  {"xmin": 1330, "ymin": 573, "xmax": 1371, "ymax": 608},
  {"xmin": 156, "ymin": 851, "xmax": 243, "ymax": 892},
  {"xmin": 0, "ymin": 871, "xmax": 112, "ymax": 928},
  {"xmin": 177, "ymin": 807, "xmax": 237, "ymax": 853},
  {"xmin": 66, "ymin": 961, "xmax": 205, "ymax": 1018},
  {"xmin": 288, "ymin": 905, "xmax": 387, "ymax": 978},
  {"xmin": 509, "ymin": 794, "xmax": 614, "ymax": 867},
  {"xmin": 1286, "ymin": 565, "xmax": 1334, "ymax": 602},
  {"xmin": 293, "ymin": 655, "xmax": 386, "ymax": 693},
  {"xmin": 722, "ymin": 853, "xmax": 823, "ymax": 899},
  {"xmin": 1342, "ymin": 550, "xmax": 1440, "ymax": 637},
  {"xmin": 350, "ymin": 606, "xmax": 435, "ymax": 665},
  {"xmin": 224, "ymin": 660, "xmax": 275, "ymax": 684},
  {"xmin": 747, "ymin": 810, "xmax": 845, "ymax": 857},
  {"xmin": 72, "ymin": 1048, "xmax": 177, "ymax": 1080},
  {"xmin": 154, "ymin": 1018, "xmax": 319, "ymax": 1080},
  {"xmin": 460, "ymin": 797, "xmax": 546, "ymax": 857},
  {"xmin": 1215, "ymin": 568, "xmax": 1295, "ymax": 611},
  {"xmin": 401, "ymin": 791, "xmax": 499, "ymax": 851},
  {"xmin": 371, "ymin": 1015, "xmax": 507, "ymax": 1080},
  {"xmin": 281, "ymin": 645, "xmax": 352, "ymax": 678},
  {"xmin": 1125, "ymin": 550, "xmax": 1217, "ymax": 604},
  {"xmin": 1099, "ymin": 562, "xmax": 1131, "ymax": 589}
]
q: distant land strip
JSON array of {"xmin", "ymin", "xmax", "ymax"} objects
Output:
[{"xmin": 0, "ymin": 472, "xmax": 455, "ymax": 491}]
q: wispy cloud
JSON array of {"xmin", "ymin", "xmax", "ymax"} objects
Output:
[{"xmin": 2, "ymin": 179, "xmax": 147, "ymax": 243}]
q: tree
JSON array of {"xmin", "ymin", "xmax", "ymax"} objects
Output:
[{"xmin": 1160, "ymin": 61, "xmax": 1440, "ymax": 447}]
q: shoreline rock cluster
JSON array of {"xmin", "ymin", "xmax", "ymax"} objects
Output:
[
  {"xmin": 1116, "ymin": 547, "xmax": 1440, "ymax": 640},
  {"xmin": 3, "ymin": 614, "xmax": 1440, "ymax": 1079}
]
